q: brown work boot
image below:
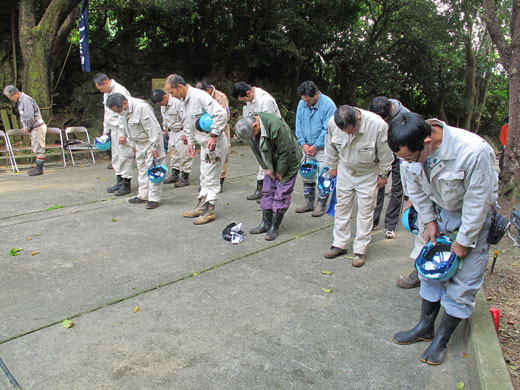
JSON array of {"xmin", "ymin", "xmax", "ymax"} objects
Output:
[
  {"xmin": 324, "ymin": 246, "xmax": 348, "ymax": 259},
  {"xmin": 352, "ymin": 253, "xmax": 365, "ymax": 267},
  {"xmin": 194, "ymin": 202, "xmax": 215, "ymax": 225},
  {"xmin": 396, "ymin": 269, "xmax": 421, "ymax": 289},
  {"xmin": 183, "ymin": 196, "xmax": 206, "ymax": 218},
  {"xmin": 174, "ymin": 171, "xmax": 190, "ymax": 187}
]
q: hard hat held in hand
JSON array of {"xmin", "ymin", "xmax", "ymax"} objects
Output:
[
  {"xmin": 95, "ymin": 134, "xmax": 111, "ymax": 151},
  {"xmin": 147, "ymin": 159, "xmax": 169, "ymax": 183},
  {"xmin": 415, "ymin": 235, "xmax": 460, "ymax": 282}
]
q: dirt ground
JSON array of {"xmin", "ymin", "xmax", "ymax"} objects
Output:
[{"xmin": 482, "ymin": 196, "xmax": 520, "ymax": 390}]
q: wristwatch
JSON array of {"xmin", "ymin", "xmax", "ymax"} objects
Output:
[
  {"xmin": 210, "ymin": 132, "xmax": 219, "ymax": 138},
  {"xmin": 379, "ymin": 173, "xmax": 388, "ymax": 179}
]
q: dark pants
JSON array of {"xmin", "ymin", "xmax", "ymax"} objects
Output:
[
  {"xmin": 260, "ymin": 173, "xmax": 297, "ymax": 215},
  {"xmin": 373, "ymin": 157, "xmax": 403, "ymax": 230}
]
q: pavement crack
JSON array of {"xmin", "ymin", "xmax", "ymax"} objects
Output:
[{"xmin": 0, "ymin": 223, "xmax": 332, "ymax": 346}]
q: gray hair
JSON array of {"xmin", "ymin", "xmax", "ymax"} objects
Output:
[
  {"xmin": 235, "ymin": 116, "xmax": 257, "ymax": 139},
  {"xmin": 165, "ymin": 74, "xmax": 186, "ymax": 88},
  {"xmin": 3, "ymin": 85, "xmax": 19, "ymax": 96},
  {"xmin": 92, "ymin": 73, "xmax": 110, "ymax": 85},
  {"xmin": 106, "ymin": 93, "xmax": 127, "ymax": 109}
]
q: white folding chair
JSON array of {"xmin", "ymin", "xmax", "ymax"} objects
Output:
[
  {"xmin": 65, "ymin": 127, "xmax": 95, "ymax": 166},
  {"xmin": 0, "ymin": 130, "xmax": 16, "ymax": 172},
  {"xmin": 7, "ymin": 127, "xmax": 66, "ymax": 171}
]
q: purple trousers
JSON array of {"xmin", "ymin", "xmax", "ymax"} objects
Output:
[{"xmin": 260, "ymin": 173, "xmax": 297, "ymax": 215}]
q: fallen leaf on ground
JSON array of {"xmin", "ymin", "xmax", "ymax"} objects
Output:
[
  {"xmin": 31, "ymin": 251, "xmax": 40, "ymax": 256},
  {"xmin": 41, "ymin": 186, "xmax": 48, "ymax": 188},
  {"xmin": 34, "ymin": 233, "xmax": 41, "ymax": 236},
  {"xmin": 344, "ymin": 255, "xmax": 353, "ymax": 259},
  {"xmin": 463, "ymin": 352, "xmax": 467, "ymax": 358},
  {"xmin": 193, "ymin": 272, "xmax": 199, "ymax": 276},
  {"xmin": 134, "ymin": 306, "xmax": 140, "ymax": 313},
  {"xmin": 295, "ymin": 235, "xmax": 301, "ymax": 239},
  {"xmin": 512, "ymin": 263, "xmax": 518, "ymax": 266},
  {"xmin": 322, "ymin": 288, "xmax": 332, "ymax": 293},
  {"xmin": 111, "ymin": 218, "xmax": 117, "ymax": 222},
  {"xmin": 27, "ymin": 237, "xmax": 31, "ymax": 240},
  {"xmin": 9, "ymin": 248, "xmax": 23, "ymax": 256},
  {"xmin": 509, "ymin": 365, "xmax": 518, "ymax": 370},
  {"xmin": 321, "ymin": 270, "xmax": 333, "ymax": 275},
  {"xmin": 62, "ymin": 320, "xmax": 74, "ymax": 328},
  {"xmin": 456, "ymin": 381, "xmax": 465, "ymax": 389},
  {"xmin": 47, "ymin": 204, "xmax": 63, "ymax": 211}
]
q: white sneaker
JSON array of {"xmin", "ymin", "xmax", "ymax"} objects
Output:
[{"xmin": 384, "ymin": 229, "xmax": 396, "ymax": 239}]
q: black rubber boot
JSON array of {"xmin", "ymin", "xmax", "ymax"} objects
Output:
[
  {"xmin": 420, "ymin": 313, "xmax": 461, "ymax": 365},
  {"xmin": 115, "ymin": 178, "xmax": 131, "ymax": 196},
  {"xmin": 247, "ymin": 180, "xmax": 263, "ymax": 200},
  {"xmin": 164, "ymin": 168, "xmax": 180, "ymax": 184},
  {"xmin": 393, "ymin": 299, "xmax": 441, "ymax": 344},
  {"xmin": 250, "ymin": 209, "xmax": 273, "ymax": 234},
  {"xmin": 220, "ymin": 177, "xmax": 225, "ymax": 193},
  {"xmin": 174, "ymin": 171, "xmax": 190, "ymax": 187},
  {"xmin": 265, "ymin": 212, "xmax": 284, "ymax": 241},
  {"xmin": 295, "ymin": 184, "xmax": 315, "ymax": 213},
  {"xmin": 107, "ymin": 175, "xmax": 122, "ymax": 193},
  {"xmin": 28, "ymin": 160, "xmax": 44, "ymax": 176}
]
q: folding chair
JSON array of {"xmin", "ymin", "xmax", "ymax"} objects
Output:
[
  {"xmin": 7, "ymin": 127, "xmax": 66, "ymax": 172},
  {"xmin": 0, "ymin": 130, "xmax": 16, "ymax": 172},
  {"xmin": 65, "ymin": 126, "xmax": 95, "ymax": 166}
]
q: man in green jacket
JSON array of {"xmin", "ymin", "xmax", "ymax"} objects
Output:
[{"xmin": 235, "ymin": 112, "xmax": 303, "ymax": 240}]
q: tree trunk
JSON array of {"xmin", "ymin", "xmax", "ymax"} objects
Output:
[
  {"xmin": 463, "ymin": 24, "xmax": 477, "ymax": 130},
  {"xmin": 502, "ymin": 0, "xmax": 520, "ymax": 199},
  {"xmin": 18, "ymin": 0, "xmax": 77, "ymax": 121}
]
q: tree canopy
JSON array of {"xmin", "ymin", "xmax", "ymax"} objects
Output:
[{"xmin": 1, "ymin": 0, "xmax": 512, "ymax": 144}]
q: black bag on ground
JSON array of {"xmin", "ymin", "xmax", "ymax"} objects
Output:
[{"xmin": 487, "ymin": 206, "xmax": 511, "ymax": 245}]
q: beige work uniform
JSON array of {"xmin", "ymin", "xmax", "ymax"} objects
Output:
[
  {"xmin": 103, "ymin": 80, "xmax": 133, "ymax": 179},
  {"xmin": 182, "ymin": 86, "xmax": 228, "ymax": 204},
  {"xmin": 17, "ymin": 93, "xmax": 46, "ymax": 160},
  {"xmin": 209, "ymin": 86, "xmax": 231, "ymax": 179},
  {"xmin": 120, "ymin": 97, "xmax": 165, "ymax": 202},
  {"xmin": 242, "ymin": 87, "xmax": 281, "ymax": 180},
  {"xmin": 161, "ymin": 96, "xmax": 193, "ymax": 173},
  {"xmin": 325, "ymin": 109, "xmax": 393, "ymax": 255}
]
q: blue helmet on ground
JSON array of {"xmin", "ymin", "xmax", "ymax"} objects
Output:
[
  {"xmin": 415, "ymin": 235, "xmax": 460, "ymax": 282},
  {"xmin": 95, "ymin": 134, "xmax": 111, "ymax": 151},
  {"xmin": 317, "ymin": 167, "xmax": 336, "ymax": 196},
  {"xmin": 195, "ymin": 113, "xmax": 213, "ymax": 133},
  {"xmin": 300, "ymin": 158, "xmax": 319, "ymax": 180},
  {"xmin": 402, "ymin": 206, "xmax": 419, "ymax": 235},
  {"xmin": 147, "ymin": 160, "xmax": 169, "ymax": 184}
]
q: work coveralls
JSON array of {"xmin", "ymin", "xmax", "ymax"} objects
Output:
[
  {"xmin": 325, "ymin": 109, "xmax": 393, "ymax": 255},
  {"xmin": 120, "ymin": 97, "xmax": 165, "ymax": 203},
  {"xmin": 402, "ymin": 119, "xmax": 498, "ymax": 319},
  {"xmin": 209, "ymin": 86, "xmax": 231, "ymax": 179},
  {"xmin": 161, "ymin": 96, "xmax": 192, "ymax": 174},
  {"xmin": 103, "ymin": 80, "xmax": 133, "ymax": 179},
  {"xmin": 243, "ymin": 87, "xmax": 281, "ymax": 181},
  {"xmin": 182, "ymin": 86, "xmax": 228, "ymax": 205},
  {"xmin": 17, "ymin": 93, "xmax": 46, "ymax": 162}
]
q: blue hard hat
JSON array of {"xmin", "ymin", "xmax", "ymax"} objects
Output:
[
  {"xmin": 402, "ymin": 206, "xmax": 419, "ymax": 235},
  {"xmin": 300, "ymin": 159, "xmax": 319, "ymax": 180},
  {"xmin": 195, "ymin": 113, "xmax": 213, "ymax": 133},
  {"xmin": 317, "ymin": 167, "xmax": 336, "ymax": 196},
  {"xmin": 95, "ymin": 134, "xmax": 111, "ymax": 151},
  {"xmin": 147, "ymin": 161, "xmax": 169, "ymax": 184},
  {"xmin": 415, "ymin": 235, "xmax": 460, "ymax": 282}
]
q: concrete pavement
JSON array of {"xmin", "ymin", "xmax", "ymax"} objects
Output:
[{"xmin": 0, "ymin": 145, "xmax": 510, "ymax": 389}]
